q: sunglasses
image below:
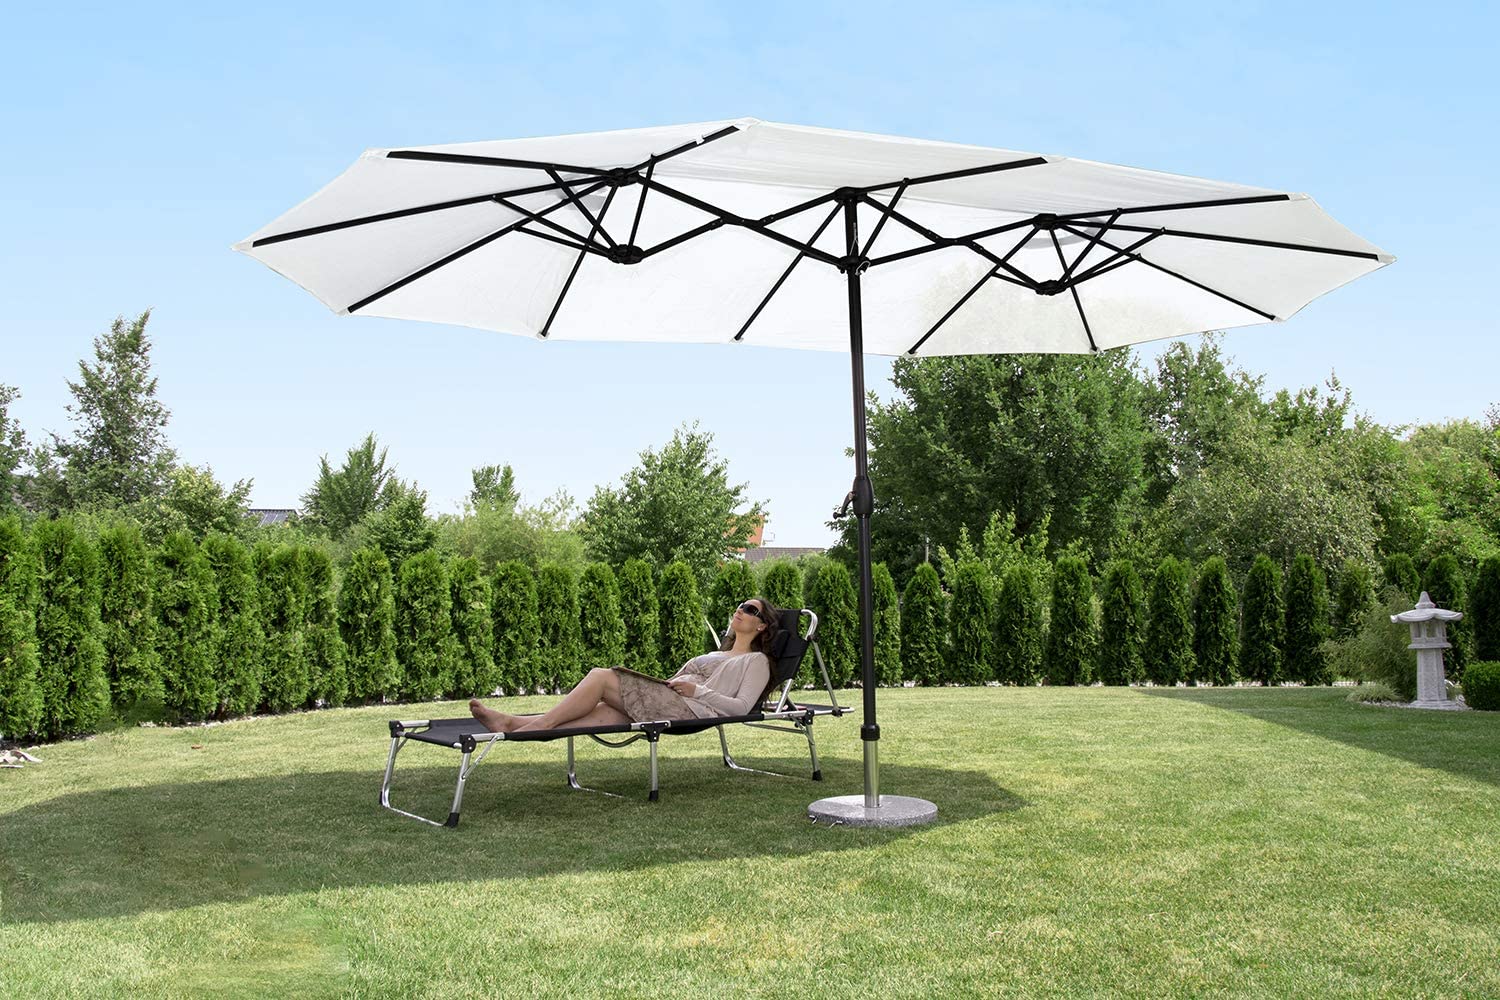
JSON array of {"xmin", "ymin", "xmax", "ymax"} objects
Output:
[{"xmin": 737, "ymin": 602, "xmax": 765, "ymax": 620}]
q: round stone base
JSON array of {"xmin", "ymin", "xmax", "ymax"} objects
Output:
[{"xmin": 808, "ymin": 794, "xmax": 938, "ymax": 828}]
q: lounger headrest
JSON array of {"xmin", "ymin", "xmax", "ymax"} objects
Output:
[{"xmin": 769, "ymin": 608, "xmax": 810, "ymax": 683}]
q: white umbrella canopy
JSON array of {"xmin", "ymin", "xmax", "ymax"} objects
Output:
[
  {"xmin": 236, "ymin": 117, "xmax": 1390, "ymax": 358},
  {"xmin": 238, "ymin": 118, "xmax": 1390, "ymax": 824}
]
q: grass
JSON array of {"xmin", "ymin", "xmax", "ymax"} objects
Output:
[{"xmin": 2, "ymin": 686, "xmax": 1498, "ymax": 998}]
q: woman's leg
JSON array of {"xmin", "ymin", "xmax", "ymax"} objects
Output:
[{"xmin": 470, "ymin": 668, "xmax": 628, "ymax": 733}]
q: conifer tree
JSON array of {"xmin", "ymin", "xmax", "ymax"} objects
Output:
[
  {"xmin": 1145, "ymin": 556, "xmax": 1195, "ymax": 686},
  {"xmin": 1240, "ymin": 553, "xmax": 1284, "ymax": 685},
  {"xmin": 1382, "ymin": 553, "xmax": 1420, "ymax": 601},
  {"xmin": 339, "ymin": 546, "xmax": 401, "ymax": 702},
  {"xmin": 536, "ymin": 562, "xmax": 582, "ymax": 690},
  {"xmin": 1284, "ymin": 553, "xmax": 1331, "ymax": 685},
  {"xmin": 947, "ymin": 561, "xmax": 994, "ymax": 685},
  {"xmin": 491, "ymin": 560, "xmax": 541, "ymax": 692},
  {"xmin": 578, "ymin": 562, "xmax": 626, "ymax": 671},
  {"xmin": 808, "ymin": 560, "xmax": 858, "ymax": 687},
  {"xmin": 153, "ymin": 530, "xmax": 217, "ymax": 721},
  {"xmin": 1422, "ymin": 554, "xmax": 1470, "ymax": 677},
  {"xmin": 994, "ymin": 561, "xmax": 1044, "ymax": 685},
  {"xmin": 258, "ymin": 543, "xmax": 310, "ymax": 711},
  {"xmin": 1046, "ymin": 557, "xmax": 1096, "ymax": 685},
  {"xmin": 201, "ymin": 531, "xmax": 264, "ymax": 716},
  {"xmin": 1473, "ymin": 556, "xmax": 1500, "ymax": 663},
  {"xmin": 32, "ymin": 517, "xmax": 110, "ymax": 736},
  {"xmin": 872, "ymin": 562, "xmax": 901, "ymax": 686},
  {"xmin": 0, "ymin": 517, "xmax": 43, "ymax": 738},
  {"xmin": 448, "ymin": 556, "xmax": 497, "ymax": 696},
  {"xmin": 901, "ymin": 562, "xmax": 945, "ymax": 686},
  {"xmin": 98, "ymin": 520, "xmax": 161, "ymax": 713},
  {"xmin": 302, "ymin": 547, "xmax": 348, "ymax": 706},
  {"xmin": 1333, "ymin": 559, "xmax": 1377, "ymax": 639},
  {"xmin": 396, "ymin": 549, "xmax": 454, "ymax": 701},
  {"xmin": 759, "ymin": 559, "xmax": 803, "ymax": 613},
  {"xmin": 616, "ymin": 558, "xmax": 658, "ymax": 676},
  {"xmin": 1192, "ymin": 556, "xmax": 1239, "ymax": 685},
  {"xmin": 1098, "ymin": 559, "xmax": 1145, "ymax": 685},
  {"xmin": 657, "ymin": 560, "xmax": 704, "ymax": 675},
  {"xmin": 708, "ymin": 560, "xmax": 756, "ymax": 634}
]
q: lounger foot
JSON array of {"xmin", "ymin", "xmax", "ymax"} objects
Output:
[
  {"xmin": 648, "ymin": 789, "xmax": 659, "ymax": 802},
  {"xmin": 813, "ymin": 769, "xmax": 822, "ymax": 781},
  {"xmin": 445, "ymin": 812, "xmax": 461, "ymax": 828}
]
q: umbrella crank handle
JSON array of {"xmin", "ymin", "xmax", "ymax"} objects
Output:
[{"xmin": 833, "ymin": 478, "xmax": 874, "ymax": 519}]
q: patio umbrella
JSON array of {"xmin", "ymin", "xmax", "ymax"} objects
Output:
[{"xmin": 236, "ymin": 118, "xmax": 1391, "ymax": 825}]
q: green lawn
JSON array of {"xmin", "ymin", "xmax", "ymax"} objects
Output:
[{"xmin": 2, "ymin": 687, "xmax": 1497, "ymax": 998}]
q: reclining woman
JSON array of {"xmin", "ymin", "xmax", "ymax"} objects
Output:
[{"xmin": 469, "ymin": 598, "xmax": 781, "ymax": 734}]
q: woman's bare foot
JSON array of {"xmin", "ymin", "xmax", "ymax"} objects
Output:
[{"xmin": 469, "ymin": 699, "xmax": 513, "ymax": 733}]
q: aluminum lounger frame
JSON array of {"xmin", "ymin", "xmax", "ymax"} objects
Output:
[{"xmin": 380, "ymin": 608, "xmax": 846, "ymax": 828}]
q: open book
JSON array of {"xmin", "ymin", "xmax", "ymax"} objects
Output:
[{"xmin": 613, "ymin": 665, "xmax": 673, "ymax": 686}]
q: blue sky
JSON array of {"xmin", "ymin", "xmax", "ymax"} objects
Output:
[{"xmin": 3, "ymin": 1, "xmax": 1495, "ymax": 546}]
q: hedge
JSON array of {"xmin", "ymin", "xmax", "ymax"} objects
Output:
[
  {"xmin": 448, "ymin": 556, "xmax": 497, "ymax": 697},
  {"xmin": 536, "ymin": 562, "xmax": 582, "ymax": 691},
  {"xmin": 396, "ymin": 549, "xmax": 455, "ymax": 701},
  {"xmin": 0, "ymin": 516, "xmax": 42, "ymax": 739},
  {"xmin": 98, "ymin": 520, "xmax": 160, "ymax": 714},
  {"xmin": 1423, "ymin": 554, "xmax": 1470, "ymax": 678},
  {"xmin": 153, "ymin": 530, "xmax": 218, "ymax": 722},
  {"xmin": 658, "ymin": 560, "xmax": 705, "ymax": 674},
  {"xmin": 1240, "ymin": 553, "xmax": 1284, "ymax": 685},
  {"xmin": 202, "ymin": 531, "xmax": 264, "ymax": 716},
  {"xmin": 617, "ymin": 558, "xmax": 659, "ymax": 676},
  {"xmin": 1046, "ymin": 556, "xmax": 1095, "ymax": 685},
  {"xmin": 948, "ymin": 561, "xmax": 993, "ymax": 686},
  {"xmin": 1463, "ymin": 660, "xmax": 1500, "ymax": 711},
  {"xmin": 808, "ymin": 560, "xmax": 858, "ymax": 687},
  {"xmin": 759, "ymin": 559, "xmax": 803, "ymax": 614},
  {"xmin": 257, "ymin": 543, "xmax": 310, "ymax": 712},
  {"xmin": 872, "ymin": 562, "xmax": 901, "ymax": 686},
  {"xmin": 1284, "ymin": 553, "xmax": 1330, "ymax": 685},
  {"xmin": 1382, "ymin": 553, "xmax": 1420, "ymax": 602},
  {"xmin": 707, "ymin": 560, "xmax": 755, "ymax": 635},
  {"xmin": 1192, "ymin": 556, "xmax": 1238, "ymax": 686},
  {"xmin": 901, "ymin": 562, "xmax": 944, "ymax": 686},
  {"xmin": 490, "ymin": 560, "xmax": 540, "ymax": 693},
  {"xmin": 32, "ymin": 517, "xmax": 110, "ymax": 737},
  {"xmin": 1333, "ymin": 560, "xmax": 1376, "ymax": 640},
  {"xmin": 1098, "ymin": 559, "xmax": 1144, "ymax": 685},
  {"xmin": 994, "ymin": 561, "xmax": 1044, "ymax": 686},
  {"xmin": 303, "ymin": 546, "xmax": 348, "ymax": 707},
  {"xmin": 1474, "ymin": 557, "xmax": 1500, "ymax": 663},
  {"xmin": 578, "ymin": 562, "xmax": 626, "ymax": 671},
  {"xmin": 340, "ymin": 546, "xmax": 401, "ymax": 703}
]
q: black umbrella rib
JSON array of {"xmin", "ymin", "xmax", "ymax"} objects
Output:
[
  {"xmin": 905, "ymin": 226, "xmax": 1039, "ymax": 355},
  {"xmin": 249, "ymin": 174, "xmax": 600, "ymax": 248},
  {"xmin": 347, "ymin": 178, "xmax": 613, "ymax": 313},
  {"xmin": 876, "ymin": 201, "xmax": 1037, "ymax": 289},
  {"xmin": 1066, "ymin": 231, "xmax": 1164, "ymax": 286},
  {"xmin": 1058, "ymin": 224, "xmax": 1277, "ymax": 321},
  {"xmin": 734, "ymin": 204, "xmax": 842, "ymax": 342},
  {"xmin": 760, "ymin": 191, "xmax": 840, "ymax": 226},
  {"xmin": 1078, "ymin": 220, "xmax": 1382, "ymax": 260},
  {"xmin": 546, "ymin": 167, "xmax": 617, "ymax": 249},
  {"xmin": 864, "ymin": 155, "xmax": 1050, "ymax": 193},
  {"xmin": 859, "ymin": 180, "xmax": 909, "ymax": 260},
  {"xmin": 638, "ymin": 177, "xmax": 843, "ymax": 266},
  {"xmin": 541, "ymin": 184, "xmax": 619, "ymax": 338},
  {"xmin": 1060, "ymin": 209, "xmax": 1119, "ymax": 282},
  {"xmin": 386, "ymin": 150, "xmax": 610, "ymax": 175},
  {"xmin": 514, "ymin": 226, "xmax": 608, "ymax": 257},
  {"xmin": 492, "ymin": 194, "xmax": 598, "ymax": 249},
  {"xmin": 1050, "ymin": 229, "xmax": 1098, "ymax": 353},
  {"xmin": 867, "ymin": 216, "xmax": 1037, "ymax": 268},
  {"xmin": 1061, "ymin": 193, "xmax": 1291, "ymax": 220},
  {"xmin": 627, "ymin": 159, "xmax": 655, "ymax": 247}
]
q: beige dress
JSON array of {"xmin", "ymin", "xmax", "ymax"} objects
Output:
[{"xmin": 612, "ymin": 651, "xmax": 772, "ymax": 723}]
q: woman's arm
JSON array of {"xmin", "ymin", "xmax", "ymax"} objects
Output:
[{"xmin": 689, "ymin": 654, "xmax": 770, "ymax": 716}]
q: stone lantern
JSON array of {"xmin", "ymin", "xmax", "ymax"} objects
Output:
[{"xmin": 1390, "ymin": 592, "xmax": 1463, "ymax": 706}]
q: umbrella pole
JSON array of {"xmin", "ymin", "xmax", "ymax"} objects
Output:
[{"xmin": 840, "ymin": 192, "xmax": 881, "ymax": 810}]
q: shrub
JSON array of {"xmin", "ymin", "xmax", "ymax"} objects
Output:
[
  {"xmin": 1463, "ymin": 660, "xmax": 1500, "ymax": 711},
  {"xmin": 658, "ymin": 560, "xmax": 705, "ymax": 675},
  {"xmin": 153, "ymin": 530, "xmax": 218, "ymax": 722},
  {"xmin": 490, "ymin": 560, "xmax": 540, "ymax": 692},
  {"xmin": 396, "ymin": 549, "xmax": 455, "ymax": 701},
  {"xmin": 1192, "ymin": 557, "xmax": 1238, "ymax": 686},
  {"xmin": 1471, "ymin": 557, "xmax": 1500, "ymax": 662},
  {"xmin": 1334, "ymin": 560, "xmax": 1377, "ymax": 640},
  {"xmin": 303, "ymin": 547, "xmax": 348, "ymax": 707},
  {"xmin": 340, "ymin": 546, "xmax": 400, "ymax": 702},
  {"xmin": 1239, "ymin": 554, "xmax": 1284, "ymax": 685},
  {"xmin": 1345, "ymin": 682, "xmax": 1400, "ymax": 704},
  {"xmin": 759, "ymin": 559, "xmax": 803, "ymax": 613},
  {"xmin": 537, "ymin": 561, "xmax": 582, "ymax": 689},
  {"xmin": 994, "ymin": 561, "xmax": 1044, "ymax": 685},
  {"xmin": 1284, "ymin": 554, "xmax": 1331, "ymax": 685},
  {"xmin": 578, "ymin": 562, "xmax": 625, "ymax": 670},
  {"xmin": 616, "ymin": 558, "xmax": 658, "ymax": 676},
  {"xmin": 1097, "ymin": 560, "xmax": 1144, "ymax": 685},
  {"xmin": 0, "ymin": 516, "xmax": 43, "ymax": 739},
  {"xmin": 1046, "ymin": 557, "xmax": 1095, "ymax": 685},
  {"xmin": 707, "ymin": 560, "xmax": 755, "ymax": 635},
  {"xmin": 947, "ymin": 561, "xmax": 994, "ymax": 685},
  {"xmin": 1422, "ymin": 555, "xmax": 1470, "ymax": 678},
  {"xmin": 257, "ymin": 543, "xmax": 309, "ymax": 712},
  {"xmin": 201, "ymin": 532, "xmax": 264, "ymax": 716},
  {"xmin": 98, "ymin": 520, "xmax": 161, "ymax": 715},
  {"xmin": 808, "ymin": 560, "xmax": 858, "ymax": 687},
  {"xmin": 1145, "ymin": 556, "xmax": 1194, "ymax": 686},
  {"xmin": 901, "ymin": 562, "xmax": 944, "ymax": 686},
  {"xmin": 32, "ymin": 517, "xmax": 110, "ymax": 737},
  {"xmin": 872, "ymin": 562, "xmax": 901, "ymax": 686},
  {"xmin": 1324, "ymin": 588, "xmax": 1415, "ymax": 700},
  {"xmin": 447, "ymin": 556, "xmax": 496, "ymax": 697},
  {"xmin": 1382, "ymin": 553, "xmax": 1420, "ymax": 601}
]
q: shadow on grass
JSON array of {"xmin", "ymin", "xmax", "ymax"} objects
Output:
[
  {"xmin": 1138, "ymin": 686, "xmax": 1500, "ymax": 790},
  {"xmin": 0, "ymin": 749, "xmax": 1020, "ymax": 925}
]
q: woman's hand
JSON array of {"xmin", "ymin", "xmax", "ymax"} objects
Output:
[{"xmin": 666, "ymin": 678, "xmax": 697, "ymax": 697}]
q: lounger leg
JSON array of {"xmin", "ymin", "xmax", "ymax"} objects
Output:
[
  {"xmin": 717, "ymin": 724, "xmax": 799, "ymax": 780},
  {"xmin": 380, "ymin": 736, "xmax": 403, "ymax": 807},
  {"xmin": 648, "ymin": 731, "xmax": 660, "ymax": 802},
  {"xmin": 566, "ymin": 735, "xmax": 626, "ymax": 799},
  {"xmin": 444, "ymin": 750, "xmax": 473, "ymax": 827},
  {"xmin": 804, "ymin": 722, "xmax": 822, "ymax": 781}
]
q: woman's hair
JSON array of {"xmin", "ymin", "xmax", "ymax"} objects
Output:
[{"xmin": 719, "ymin": 597, "xmax": 783, "ymax": 708}]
